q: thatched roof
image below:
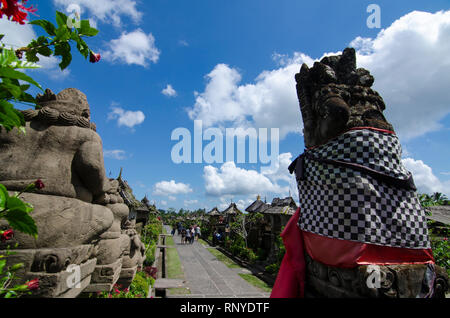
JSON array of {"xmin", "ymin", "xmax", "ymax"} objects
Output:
[
  {"xmin": 263, "ymin": 197, "xmax": 298, "ymax": 215},
  {"xmin": 117, "ymin": 173, "xmax": 149, "ymax": 212},
  {"xmin": 245, "ymin": 195, "xmax": 270, "ymax": 213},
  {"xmin": 427, "ymin": 206, "xmax": 450, "ymax": 225},
  {"xmin": 222, "ymin": 202, "xmax": 242, "ymax": 215},
  {"xmin": 208, "ymin": 207, "xmax": 221, "ymax": 216}
]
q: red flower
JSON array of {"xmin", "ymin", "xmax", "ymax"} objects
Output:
[
  {"xmin": 25, "ymin": 278, "xmax": 39, "ymax": 290},
  {"xmin": 34, "ymin": 179, "xmax": 44, "ymax": 190},
  {"xmin": 1, "ymin": 229, "xmax": 14, "ymax": 241},
  {"xmin": 89, "ymin": 51, "xmax": 101, "ymax": 63},
  {"xmin": 0, "ymin": 0, "xmax": 37, "ymax": 25}
]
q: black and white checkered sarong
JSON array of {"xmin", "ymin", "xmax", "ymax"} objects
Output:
[{"xmin": 293, "ymin": 129, "xmax": 430, "ymax": 249}]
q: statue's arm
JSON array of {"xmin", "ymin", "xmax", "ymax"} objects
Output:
[{"xmin": 74, "ymin": 136, "xmax": 109, "ymax": 198}]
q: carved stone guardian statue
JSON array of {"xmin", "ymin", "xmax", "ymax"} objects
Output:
[
  {"xmin": 0, "ymin": 88, "xmax": 144, "ymax": 297},
  {"xmin": 274, "ymin": 48, "xmax": 448, "ymax": 298}
]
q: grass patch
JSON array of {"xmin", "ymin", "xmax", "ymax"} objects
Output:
[
  {"xmin": 166, "ymin": 246, "xmax": 184, "ymax": 279},
  {"xmin": 168, "ymin": 287, "xmax": 191, "ymax": 295},
  {"xmin": 198, "ymin": 238, "xmax": 208, "ymax": 245},
  {"xmin": 207, "ymin": 248, "xmax": 241, "ymax": 269},
  {"xmin": 238, "ymin": 273, "xmax": 272, "ymax": 293},
  {"xmin": 166, "ymin": 235, "xmax": 175, "ymax": 246},
  {"xmin": 165, "ymin": 231, "xmax": 189, "ymax": 295}
]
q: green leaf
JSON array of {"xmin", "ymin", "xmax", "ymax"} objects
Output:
[
  {"xmin": 0, "ymin": 66, "xmax": 42, "ymax": 89},
  {"xmin": 4, "ymin": 197, "xmax": 37, "ymax": 237},
  {"xmin": 25, "ymin": 50, "xmax": 39, "ymax": 63},
  {"xmin": 9, "ymin": 263, "xmax": 24, "ymax": 271},
  {"xmin": 0, "ymin": 100, "xmax": 25, "ymax": 132},
  {"xmin": 54, "ymin": 42, "xmax": 72, "ymax": 70},
  {"xmin": 0, "ymin": 259, "xmax": 6, "ymax": 274},
  {"xmin": 0, "ymin": 49, "xmax": 18, "ymax": 67},
  {"xmin": 10, "ymin": 61, "xmax": 41, "ymax": 69},
  {"xmin": 55, "ymin": 25, "xmax": 71, "ymax": 42},
  {"xmin": 29, "ymin": 20, "xmax": 56, "ymax": 36},
  {"xmin": 56, "ymin": 11, "xmax": 69, "ymax": 29},
  {"xmin": 0, "ymin": 82, "xmax": 22, "ymax": 99},
  {"xmin": 0, "ymin": 34, "xmax": 4, "ymax": 41},
  {"xmin": 74, "ymin": 36, "xmax": 90, "ymax": 59},
  {"xmin": 79, "ymin": 20, "xmax": 98, "ymax": 37},
  {"xmin": 0, "ymin": 184, "xmax": 8, "ymax": 210},
  {"xmin": 37, "ymin": 46, "xmax": 52, "ymax": 57}
]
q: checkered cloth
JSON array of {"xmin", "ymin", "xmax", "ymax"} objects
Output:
[{"xmin": 291, "ymin": 128, "xmax": 431, "ymax": 249}]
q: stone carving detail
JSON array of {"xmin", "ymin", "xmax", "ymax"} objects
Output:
[
  {"xmin": 296, "ymin": 47, "xmax": 393, "ymax": 148},
  {"xmin": 294, "ymin": 48, "xmax": 449, "ymax": 297},
  {"xmin": 0, "ymin": 88, "xmax": 144, "ymax": 297}
]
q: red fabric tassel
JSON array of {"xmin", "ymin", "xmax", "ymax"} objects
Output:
[{"xmin": 270, "ymin": 208, "xmax": 305, "ymax": 298}]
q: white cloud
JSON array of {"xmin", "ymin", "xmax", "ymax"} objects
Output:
[
  {"xmin": 153, "ymin": 180, "xmax": 193, "ymax": 196},
  {"xmin": 203, "ymin": 161, "xmax": 287, "ymax": 197},
  {"xmin": 53, "ymin": 0, "xmax": 142, "ymax": 27},
  {"xmin": 104, "ymin": 149, "xmax": 127, "ymax": 160},
  {"xmin": 168, "ymin": 196, "xmax": 177, "ymax": 201},
  {"xmin": 236, "ymin": 199, "xmax": 254, "ymax": 211},
  {"xmin": 187, "ymin": 57, "xmax": 313, "ymax": 139},
  {"xmin": 403, "ymin": 158, "xmax": 450, "ymax": 197},
  {"xmin": 107, "ymin": 106, "xmax": 145, "ymax": 129},
  {"xmin": 178, "ymin": 40, "xmax": 189, "ymax": 47},
  {"xmin": 162, "ymin": 84, "xmax": 177, "ymax": 97},
  {"xmin": 102, "ymin": 29, "xmax": 160, "ymax": 67},
  {"xmin": 0, "ymin": 19, "xmax": 70, "ymax": 79},
  {"xmin": 184, "ymin": 199, "xmax": 198, "ymax": 206},
  {"xmin": 351, "ymin": 10, "xmax": 450, "ymax": 140},
  {"xmin": 160, "ymin": 200, "xmax": 168, "ymax": 206},
  {"xmin": 189, "ymin": 10, "xmax": 450, "ymax": 142}
]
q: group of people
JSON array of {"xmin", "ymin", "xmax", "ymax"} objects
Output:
[{"xmin": 172, "ymin": 223, "xmax": 201, "ymax": 245}]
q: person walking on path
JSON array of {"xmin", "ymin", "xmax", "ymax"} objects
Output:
[
  {"xmin": 195, "ymin": 225, "xmax": 201, "ymax": 241},
  {"xmin": 181, "ymin": 227, "xmax": 187, "ymax": 244},
  {"xmin": 190, "ymin": 227, "xmax": 195, "ymax": 244},
  {"xmin": 185, "ymin": 227, "xmax": 191, "ymax": 245}
]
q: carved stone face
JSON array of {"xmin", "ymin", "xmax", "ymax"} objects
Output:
[
  {"xmin": 36, "ymin": 88, "xmax": 91, "ymax": 120},
  {"xmin": 296, "ymin": 48, "xmax": 394, "ymax": 148}
]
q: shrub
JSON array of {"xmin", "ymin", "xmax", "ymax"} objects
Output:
[
  {"xmin": 265, "ymin": 263, "xmax": 279, "ymax": 274},
  {"xmin": 431, "ymin": 238, "xmax": 449, "ymax": 277}
]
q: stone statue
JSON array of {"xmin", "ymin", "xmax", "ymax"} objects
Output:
[
  {"xmin": 0, "ymin": 88, "xmax": 144, "ymax": 297},
  {"xmin": 288, "ymin": 48, "xmax": 448, "ymax": 298}
]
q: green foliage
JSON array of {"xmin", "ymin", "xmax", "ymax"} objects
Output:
[
  {"xmin": 419, "ymin": 192, "xmax": 448, "ymax": 208},
  {"xmin": 141, "ymin": 215, "xmax": 162, "ymax": 266},
  {"xmin": 264, "ymin": 227, "xmax": 286, "ymax": 275},
  {"xmin": 28, "ymin": 12, "xmax": 98, "ymax": 70},
  {"xmin": 0, "ymin": 248, "xmax": 34, "ymax": 298},
  {"xmin": 96, "ymin": 271, "xmax": 153, "ymax": 298},
  {"xmin": 230, "ymin": 235, "xmax": 246, "ymax": 256},
  {"xmin": 0, "ymin": 10, "xmax": 99, "ymax": 133},
  {"xmin": 0, "ymin": 183, "xmax": 37, "ymax": 238},
  {"xmin": 264, "ymin": 263, "xmax": 279, "ymax": 274},
  {"xmin": 431, "ymin": 238, "xmax": 450, "ymax": 277}
]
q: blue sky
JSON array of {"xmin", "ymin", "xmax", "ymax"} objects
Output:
[{"xmin": 2, "ymin": 0, "xmax": 450, "ymax": 211}]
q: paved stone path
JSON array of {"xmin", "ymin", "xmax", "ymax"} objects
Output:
[{"xmin": 165, "ymin": 226, "xmax": 270, "ymax": 298}]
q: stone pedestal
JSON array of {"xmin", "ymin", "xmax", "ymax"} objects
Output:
[{"xmin": 304, "ymin": 254, "xmax": 449, "ymax": 298}]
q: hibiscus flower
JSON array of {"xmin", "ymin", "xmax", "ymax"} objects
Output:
[{"xmin": 0, "ymin": 0, "xmax": 37, "ymax": 25}]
